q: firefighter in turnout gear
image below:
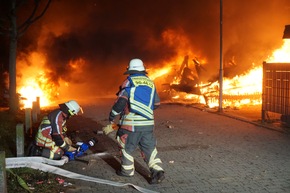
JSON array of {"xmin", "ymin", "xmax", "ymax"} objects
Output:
[
  {"xmin": 29, "ymin": 100, "xmax": 83, "ymax": 160},
  {"xmin": 105, "ymin": 58, "xmax": 165, "ymax": 184}
]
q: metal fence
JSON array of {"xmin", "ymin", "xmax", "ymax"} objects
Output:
[{"xmin": 262, "ymin": 62, "xmax": 290, "ymax": 123}]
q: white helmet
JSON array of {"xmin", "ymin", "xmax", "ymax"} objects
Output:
[
  {"xmin": 124, "ymin": 58, "xmax": 147, "ymax": 74},
  {"xmin": 65, "ymin": 100, "xmax": 83, "ymax": 115}
]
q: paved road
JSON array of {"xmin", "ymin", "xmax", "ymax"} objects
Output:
[{"xmin": 62, "ymin": 99, "xmax": 290, "ymax": 193}]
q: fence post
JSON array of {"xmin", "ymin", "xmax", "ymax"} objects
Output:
[
  {"xmin": 32, "ymin": 97, "xmax": 40, "ymax": 123},
  {"xmin": 32, "ymin": 101, "xmax": 38, "ymax": 123},
  {"xmin": 16, "ymin": 124, "xmax": 25, "ymax": 157},
  {"xmin": 0, "ymin": 151, "xmax": 7, "ymax": 193},
  {"xmin": 25, "ymin": 108, "xmax": 32, "ymax": 134},
  {"xmin": 36, "ymin": 97, "xmax": 40, "ymax": 115}
]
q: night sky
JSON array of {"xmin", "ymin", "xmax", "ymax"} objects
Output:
[{"xmin": 1, "ymin": 0, "xmax": 290, "ymax": 100}]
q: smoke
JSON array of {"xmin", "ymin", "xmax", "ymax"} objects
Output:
[
  {"xmin": 13, "ymin": 0, "xmax": 290, "ymax": 101},
  {"xmin": 222, "ymin": 0, "xmax": 290, "ymax": 77}
]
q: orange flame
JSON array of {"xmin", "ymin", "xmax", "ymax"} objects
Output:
[
  {"xmin": 17, "ymin": 52, "xmax": 87, "ymax": 109},
  {"xmin": 267, "ymin": 39, "xmax": 290, "ymax": 62},
  {"xmin": 16, "ymin": 33, "xmax": 290, "ymax": 110},
  {"xmin": 151, "ymin": 39, "xmax": 290, "ymax": 108},
  {"xmin": 17, "ymin": 52, "xmax": 59, "ymax": 108},
  {"xmin": 203, "ymin": 66, "xmax": 262, "ymax": 108},
  {"xmin": 18, "ymin": 72, "xmax": 57, "ymax": 108}
]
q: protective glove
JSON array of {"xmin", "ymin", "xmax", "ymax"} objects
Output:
[
  {"xmin": 67, "ymin": 145, "xmax": 77, "ymax": 152},
  {"xmin": 64, "ymin": 137, "xmax": 73, "ymax": 145},
  {"xmin": 102, "ymin": 123, "xmax": 118, "ymax": 135}
]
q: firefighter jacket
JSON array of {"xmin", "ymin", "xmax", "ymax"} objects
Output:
[
  {"xmin": 35, "ymin": 109, "xmax": 70, "ymax": 151},
  {"xmin": 110, "ymin": 73, "xmax": 160, "ymax": 132}
]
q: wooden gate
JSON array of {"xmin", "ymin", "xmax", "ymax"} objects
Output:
[{"xmin": 262, "ymin": 62, "xmax": 290, "ymax": 123}]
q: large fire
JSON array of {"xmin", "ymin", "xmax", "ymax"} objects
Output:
[
  {"xmin": 149, "ymin": 39, "xmax": 290, "ymax": 108},
  {"xmin": 149, "ymin": 61, "xmax": 263, "ymax": 108},
  {"xmin": 17, "ymin": 52, "xmax": 63, "ymax": 108},
  {"xmin": 17, "ymin": 39, "xmax": 290, "ymax": 109}
]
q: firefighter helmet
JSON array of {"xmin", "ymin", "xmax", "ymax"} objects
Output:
[
  {"xmin": 65, "ymin": 100, "xmax": 83, "ymax": 115},
  {"xmin": 124, "ymin": 58, "xmax": 147, "ymax": 74}
]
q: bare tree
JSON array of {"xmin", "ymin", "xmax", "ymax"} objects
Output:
[{"xmin": 0, "ymin": 0, "xmax": 51, "ymax": 113}]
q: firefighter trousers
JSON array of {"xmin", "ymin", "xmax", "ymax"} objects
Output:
[{"xmin": 116, "ymin": 128, "xmax": 164, "ymax": 176}]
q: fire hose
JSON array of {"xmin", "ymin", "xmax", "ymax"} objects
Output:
[
  {"xmin": 6, "ymin": 137, "xmax": 159, "ymax": 193},
  {"xmin": 5, "ymin": 155, "xmax": 159, "ymax": 193}
]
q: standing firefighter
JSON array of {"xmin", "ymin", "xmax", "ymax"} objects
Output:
[
  {"xmin": 29, "ymin": 100, "xmax": 83, "ymax": 160},
  {"xmin": 103, "ymin": 58, "xmax": 165, "ymax": 184}
]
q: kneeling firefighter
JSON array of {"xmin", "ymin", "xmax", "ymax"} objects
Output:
[{"xmin": 29, "ymin": 100, "xmax": 83, "ymax": 160}]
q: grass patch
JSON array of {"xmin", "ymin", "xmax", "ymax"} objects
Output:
[{"xmin": 7, "ymin": 168, "xmax": 72, "ymax": 193}]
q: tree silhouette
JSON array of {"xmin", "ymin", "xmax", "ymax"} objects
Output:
[{"xmin": 0, "ymin": 0, "xmax": 51, "ymax": 113}]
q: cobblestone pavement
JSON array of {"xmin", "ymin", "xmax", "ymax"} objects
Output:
[{"xmin": 61, "ymin": 99, "xmax": 290, "ymax": 193}]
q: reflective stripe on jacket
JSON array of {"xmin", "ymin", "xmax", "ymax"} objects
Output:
[
  {"xmin": 35, "ymin": 116, "xmax": 55, "ymax": 148},
  {"xmin": 125, "ymin": 74, "xmax": 155, "ymax": 120},
  {"xmin": 35, "ymin": 110, "xmax": 68, "ymax": 150},
  {"xmin": 121, "ymin": 112, "xmax": 155, "ymax": 126},
  {"xmin": 118, "ymin": 74, "xmax": 156, "ymax": 130}
]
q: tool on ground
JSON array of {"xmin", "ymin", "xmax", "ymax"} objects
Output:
[{"xmin": 64, "ymin": 138, "xmax": 97, "ymax": 161}]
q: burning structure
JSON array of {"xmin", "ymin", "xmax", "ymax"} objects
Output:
[
  {"xmin": 160, "ymin": 55, "xmax": 215, "ymax": 105},
  {"xmin": 0, "ymin": 0, "xmax": 290, "ymax": 114},
  {"xmin": 153, "ymin": 54, "xmax": 262, "ymax": 108}
]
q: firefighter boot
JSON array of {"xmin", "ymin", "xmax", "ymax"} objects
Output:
[
  {"xmin": 28, "ymin": 143, "xmax": 42, "ymax": 156},
  {"xmin": 149, "ymin": 170, "xmax": 165, "ymax": 184},
  {"xmin": 116, "ymin": 169, "xmax": 133, "ymax": 177}
]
